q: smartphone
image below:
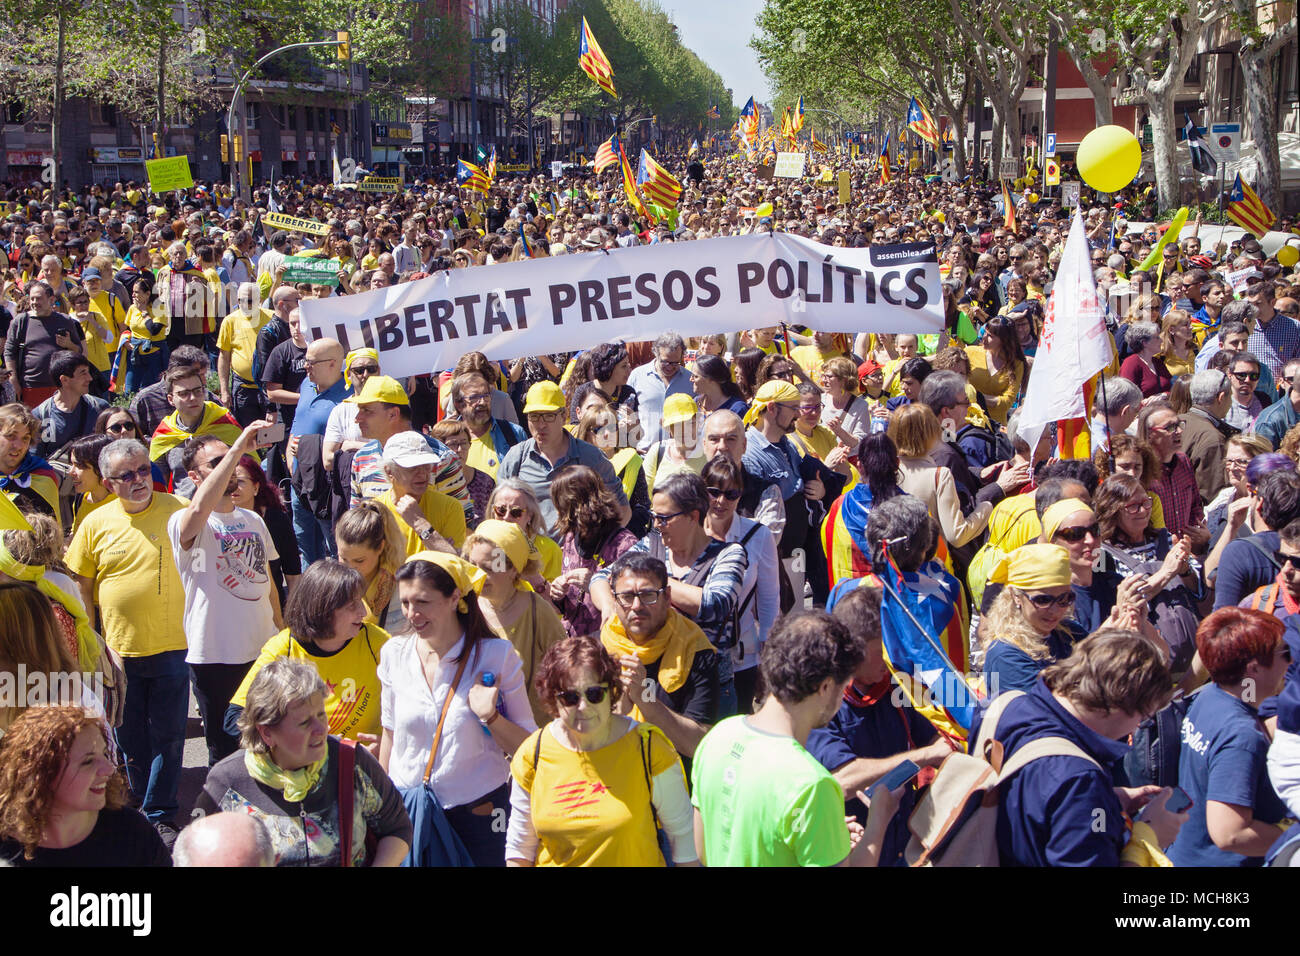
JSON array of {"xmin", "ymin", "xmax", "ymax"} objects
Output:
[
  {"xmin": 1138, "ymin": 786, "xmax": 1192, "ymax": 818},
  {"xmin": 865, "ymin": 759, "xmax": 921, "ymax": 800},
  {"xmin": 255, "ymin": 422, "xmax": 286, "ymax": 447}
]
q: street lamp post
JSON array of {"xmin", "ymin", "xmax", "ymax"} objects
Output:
[{"xmin": 227, "ymin": 38, "xmax": 340, "ymax": 201}]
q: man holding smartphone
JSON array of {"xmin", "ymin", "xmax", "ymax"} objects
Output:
[{"xmin": 3, "ymin": 280, "xmax": 84, "ymax": 408}]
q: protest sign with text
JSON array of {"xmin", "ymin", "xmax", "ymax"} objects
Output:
[
  {"xmin": 263, "ymin": 211, "xmax": 331, "ymax": 236},
  {"xmin": 300, "ymin": 234, "xmax": 942, "ymax": 379}
]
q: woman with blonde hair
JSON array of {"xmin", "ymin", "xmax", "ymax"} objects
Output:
[
  {"xmin": 1159, "ymin": 308, "xmax": 1196, "ymax": 379},
  {"xmin": 461, "ymin": 519, "xmax": 566, "ymax": 725},
  {"xmin": 0, "ymin": 580, "xmax": 79, "ymax": 733},
  {"xmin": 890, "ymin": 404, "xmax": 994, "ymax": 553},
  {"xmin": 336, "ymin": 501, "xmax": 411, "ymax": 636},
  {"xmin": 819, "ymin": 355, "xmax": 872, "ymax": 445},
  {"xmin": 484, "ymin": 478, "xmax": 563, "ymax": 587}
]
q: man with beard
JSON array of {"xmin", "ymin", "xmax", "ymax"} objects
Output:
[{"xmin": 451, "ymin": 370, "xmax": 525, "ymax": 480}]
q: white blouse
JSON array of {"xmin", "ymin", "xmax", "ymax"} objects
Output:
[{"xmin": 378, "ymin": 633, "xmax": 537, "ymax": 809}]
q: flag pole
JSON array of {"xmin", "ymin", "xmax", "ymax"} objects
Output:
[
  {"xmin": 1098, "ymin": 366, "xmax": 1113, "ymax": 472},
  {"xmin": 1216, "ymin": 161, "xmax": 1228, "ymax": 254}
]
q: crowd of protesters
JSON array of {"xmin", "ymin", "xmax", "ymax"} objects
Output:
[{"xmin": 1, "ymin": 148, "xmax": 1300, "ymax": 868}]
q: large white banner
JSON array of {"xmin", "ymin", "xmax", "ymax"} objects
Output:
[{"xmin": 299, "ymin": 233, "xmax": 943, "ymax": 378}]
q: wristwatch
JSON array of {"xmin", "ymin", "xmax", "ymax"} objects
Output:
[{"xmin": 418, "ymin": 526, "xmax": 438, "ymax": 542}]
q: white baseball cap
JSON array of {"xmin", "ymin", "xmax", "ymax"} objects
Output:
[{"xmin": 381, "ymin": 431, "xmax": 440, "ymax": 468}]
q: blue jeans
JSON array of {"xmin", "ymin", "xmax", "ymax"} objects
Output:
[
  {"xmin": 115, "ymin": 649, "xmax": 189, "ymax": 824},
  {"xmin": 291, "ymin": 486, "xmax": 335, "ymax": 567},
  {"xmin": 123, "ymin": 346, "xmax": 167, "ymax": 396}
]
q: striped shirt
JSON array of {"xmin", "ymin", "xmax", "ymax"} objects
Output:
[
  {"xmin": 349, "ymin": 437, "xmax": 471, "ymax": 516},
  {"xmin": 1247, "ymin": 312, "xmax": 1300, "ymax": 379}
]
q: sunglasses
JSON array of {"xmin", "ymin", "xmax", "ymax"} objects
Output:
[
  {"xmin": 107, "ymin": 464, "xmax": 152, "ymax": 484},
  {"xmin": 556, "ymin": 685, "xmax": 609, "ymax": 707},
  {"xmin": 1053, "ymin": 522, "xmax": 1099, "ymax": 543},
  {"xmin": 1021, "ymin": 591, "xmax": 1075, "ymax": 610},
  {"xmin": 706, "ymin": 486, "xmax": 742, "ymax": 501},
  {"xmin": 493, "ymin": 504, "xmax": 527, "ymax": 520},
  {"xmin": 350, "ymin": 364, "xmax": 379, "ymax": 375},
  {"xmin": 1231, "ymin": 370, "xmax": 1261, "ymax": 382}
]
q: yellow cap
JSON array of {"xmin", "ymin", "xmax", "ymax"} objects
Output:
[
  {"xmin": 522, "ymin": 380, "xmax": 566, "ymax": 414},
  {"xmin": 661, "ymin": 393, "xmax": 700, "ymax": 428},
  {"xmin": 344, "ymin": 374, "xmax": 409, "ymax": 406},
  {"xmin": 990, "ymin": 544, "xmax": 1072, "ymax": 589}
]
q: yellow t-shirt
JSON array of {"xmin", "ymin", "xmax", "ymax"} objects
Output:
[
  {"xmin": 510, "ymin": 721, "xmax": 684, "ymax": 867},
  {"xmin": 788, "ymin": 344, "xmax": 842, "ymax": 381},
  {"xmin": 64, "ymin": 494, "xmax": 188, "ymax": 657},
  {"xmin": 123, "ymin": 302, "xmax": 169, "ymax": 344},
  {"xmin": 216, "ymin": 307, "xmax": 273, "ymax": 383},
  {"xmin": 792, "ymin": 424, "xmax": 857, "ymax": 492},
  {"xmin": 466, "ymin": 431, "xmax": 502, "ymax": 478},
  {"xmin": 85, "ymin": 291, "xmax": 126, "ymax": 371},
  {"xmin": 71, "ymin": 491, "xmax": 116, "ymax": 536},
  {"xmin": 376, "ymin": 486, "xmax": 468, "ymax": 557},
  {"xmin": 230, "ymin": 625, "xmax": 391, "ymax": 740}
]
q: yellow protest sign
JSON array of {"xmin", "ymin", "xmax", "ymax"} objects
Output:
[
  {"xmin": 264, "ymin": 212, "xmax": 331, "ymax": 237},
  {"xmin": 145, "ymin": 156, "xmax": 193, "ymax": 193},
  {"xmin": 837, "ymin": 170, "xmax": 851, "ymax": 204}
]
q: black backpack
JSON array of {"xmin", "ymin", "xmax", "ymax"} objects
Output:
[
  {"xmin": 1120, "ymin": 685, "xmax": 1206, "ymax": 788},
  {"xmin": 956, "ymin": 423, "xmax": 1014, "ymax": 467}
]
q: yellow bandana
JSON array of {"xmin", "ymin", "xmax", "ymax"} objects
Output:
[
  {"xmin": 0, "ymin": 535, "xmax": 100, "ymax": 673},
  {"xmin": 743, "ymin": 379, "xmax": 800, "ymax": 427},
  {"xmin": 404, "ymin": 550, "xmax": 486, "ymax": 612},
  {"xmin": 990, "ymin": 543, "xmax": 1072, "ymax": 589},
  {"xmin": 600, "ymin": 608, "xmax": 714, "ymax": 697}
]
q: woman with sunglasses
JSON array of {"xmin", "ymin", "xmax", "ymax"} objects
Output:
[
  {"xmin": 483, "ymin": 478, "xmax": 563, "ymax": 589},
  {"xmin": 506, "ymin": 635, "xmax": 697, "ymax": 867},
  {"xmin": 548, "ymin": 464, "xmax": 637, "ymax": 640},
  {"xmin": 978, "ymin": 544, "xmax": 1084, "ymax": 696},
  {"xmin": 699, "ymin": 454, "xmax": 778, "ymax": 714}
]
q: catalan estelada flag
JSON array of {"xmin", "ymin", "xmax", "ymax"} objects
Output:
[
  {"xmin": 518, "ymin": 222, "xmax": 533, "ymax": 258},
  {"xmin": 879, "ymin": 133, "xmax": 892, "ymax": 184},
  {"xmin": 619, "ymin": 142, "xmax": 650, "ymax": 221},
  {"xmin": 810, "ymin": 127, "xmax": 828, "ymax": 153},
  {"xmin": 793, "ymin": 94, "xmax": 806, "ymax": 134},
  {"xmin": 1001, "ymin": 179, "xmax": 1016, "ymax": 231},
  {"xmin": 821, "ymin": 484, "xmax": 882, "ymax": 584},
  {"xmin": 636, "ymin": 148, "xmax": 682, "ymax": 208},
  {"xmin": 578, "ymin": 16, "xmax": 616, "ymax": 97},
  {"xmin": 739, "ymin": 96, "xmax": 759, "ymax": 144},
  {"xmin": 907, "ymin": 97, "xmax": 939, "ymax": 148},
  {"xmin": 487, "ymin": 145, "xmax": 497, "ymax": 182},
  {"xmin": 456, "ymin": 158, "xmax": 492, "ymax": 194},
  {"xmin": 689, "ymin": 138, "xmax": 700, "ymax": 156},
  {"xmin": 1226, "ymin": 173, "xmax": 1275, "ymax": 236},
  {"xmin": 706, "ymin": 104, "xmax": 720, "ymax": 119},
  {"xmin": 593, "ymin": 133, "xmax": 619, "ymax": 173}
]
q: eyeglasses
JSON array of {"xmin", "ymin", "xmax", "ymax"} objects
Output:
[
  {"xmin": 650, "ymin": 510, "xmax": 685, "ymax": 526},
  {"xmin": 613, "ymin": 587, "xmax": 665, "ymax": 607},
  {"xmin": 1020, "ymin": 591, "xmax": 1075, "ymax": 610},
  {"xmin": 1123, "ymin": 498, "xmax": 1154, "ymax": 515},
  {"xmin": 706, "ymin": 486, "xmax": 742, "ymax": 501},
  {"xmin": 302, "ymin": 358, "xmax": 337, "ymax": 368},
  {"xmin": 1225, "ymin": 457, "xmax": 1251, "ymax": 470},
  {"xmin": 1230, "ymin": 370, "xmax": 1261, "ymax": 382},
  {"xmin": 556, "ymin": 685, "xmax": 609, "ymax": 707},
  {"xmin": 107, "ymin": 464, "xmax": 151, "ymax": 484},
  {"xmin": 460, "ymin": 392, "xmax": 492, "ymax": 405},
  {"xmin": 1053, "ymin": 522, "xmax": 1099, "ymax": 543},
  {"xmin": 493, "ymin": 504, "xmax": 527, "ymax": 520},
  {"xmin": 172, "ymin": 386, "xmax": 205, "ymax": 400},
  {"xmin": 527, "ymin": 410, "xmax": 561, "ymax": 424},
  {"xmin": 1149, "ymin": 420, "xmax": 1185, "ymax": 435}
]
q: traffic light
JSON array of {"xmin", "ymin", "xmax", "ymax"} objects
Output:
[
  {"xmin": 232, "ymin": 135, "xmax": 243, "ymax": 162},
  {"xmin": 337, "ymin": 30, "xmax": 351, "ymax": 61},
  {"xmin": 220, "ymin": 134, "xmax": 229, "ymax": 163}
]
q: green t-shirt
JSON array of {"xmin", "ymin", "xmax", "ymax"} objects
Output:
[{"xmin": 690, "ymin": 716, "xmax": 850, "ymax": 867}]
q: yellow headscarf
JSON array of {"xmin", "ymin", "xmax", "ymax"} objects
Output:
[
  {"xmin": 404, "ymin": 550, "xmax": 486, "ymax": 612},
  {"xmin": 345, "ymin": 347, "xmax": 379, "ymax": 373},
  {"xmin": 469, "ymin": 519, "xmax": 535, "ymax": 592},
  {"xmin": 1041, "ymin": 498, "xmax": 1095, "ymax": 543},
  {"xmin": 990, "ymin": 543, "xmax": 1072, "ymax": 590},
  {"xmin": 742, "ymin": 379, "xmax": 800, "ymax": 426},
  {"xmin": 0, "ymin": 534, "xmax": 101, "ymax": 673},
  {"xmin": 601, "ymin": 608, "xmax": 714, "ymax": 701}
]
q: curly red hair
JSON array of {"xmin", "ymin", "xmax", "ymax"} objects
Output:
[
  {"xmin": 533, "ymin": 635, "xmax": 621, "ymax": 718},
  {"xmin": 0, "ymin": 706, "xmax": 128, "ymax": 860}
]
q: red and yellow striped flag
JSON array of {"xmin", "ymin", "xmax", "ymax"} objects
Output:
[{"xmin": 578, "ymin": 17, "xmax": 616, "ymax": 97}]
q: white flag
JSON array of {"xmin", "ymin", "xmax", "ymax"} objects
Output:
[
  {"xmin": 1016, "ymin": 211, "xmax": 1114, "ymax": 453},
  {"xmin": 332, "ymin": 148, "xmax": 342, "ymax": 188}
]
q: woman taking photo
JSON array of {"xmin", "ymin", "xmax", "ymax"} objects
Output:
[
  {"xmin": 1119, "ymin": 320, "xmax": 1173, "ymax": 399},
  {"xmin": 119, "ymin": 278, "xmax": 169, "ymax": 395},
  {"xmin": 0, "ymin": 706, "xmax": 169, "ymax": 866},
  {"xmin": 690, "ymin": 354, "xmax": 747, "ymax": 417},
  {"xmin": 549, "ymin": 464, "xmax": 638, "ymax": 640},
  {"xmin": 462, "ymin": 519, "xmax": 567, "ymax": 725},
  {"xmin": 506, "ymin": 636, "xmax": 697, "ymax": 866},
  {"xmin": 227, "ymin": 560, "xmax": 391, "ymax": 745},
  {"xmin": 700, "ymin": 454, "xmax": 779, "ymax": 714},
  {"xmin": 379, "ymin": 552, "xmax": 536, "ymax": 866},
  {"xmin": 484, "ymin": 478, "xmax": 563, "ymax": 586},
  {"xmin": 965, "ymin": 316, "xmax": 1025, "ymax": 426},
  {"xmin": 336, "ymin": 501, "xmax": 411, "ymax": 637},
  {"xmin": 979, "ymin": 544, "xmax": 1081, "ymax": 695},
  {"xmin": 575, "ymin": 406, "xmax": 651, "ymax": 537},
  {"xmin": 198, "ymin": 658, "xmax": 411, "ymax": 867},
  {"xmin": 230, "ymin": 452, "xmax": 300, "ymax": 605}
]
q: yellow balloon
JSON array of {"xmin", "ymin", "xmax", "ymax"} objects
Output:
[
  {"xmin": 1026, "ymin": 168, "xmax": 1038, "ymax": 181},
  {"xmin": 1077, "ymin": 125, "xmax": 1142, "ymax": 193},
  {"xmin": 934, "ymin": 211, "xmax": 946, "ymax": 223},
  {"xmin": 1029, "ymin": 192, "xmax": 1039, "ymax": 204},
  {"xmin": 756, "ymin": 202, "xmax": 773, "ymax": 218},
  {"xmin": 1279, "ymin": 244, "xmax": 1300, "ymax": 268}
]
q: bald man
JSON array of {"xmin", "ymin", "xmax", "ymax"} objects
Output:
[
  {"xmin": 700, "ymin": 410, "xmax": 786, "ymax": 537},
  {"xmin": 289, "ymin": 336, "xmax": 348, "ymax": 564},
  {"xmin": 174, "ymin": 812, "xmax": 274, "ymax": 867}
]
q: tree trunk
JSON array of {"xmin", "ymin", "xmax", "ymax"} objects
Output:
[
  {"xmin": 51, "ymin": 7, "xmax": 66, "ymax": 193},
  {"xmin": 1238, "ymin": 16, "xmax": 1296, "ymax": 216},
  {"xmin": 156, "ymin": 37, "xmax": 167, "ymax": 159},
  {"xmin": 1146, "ymin": 88, "xmax": 1179, "ymax": 211},
  {"xmin": 1063, "ymin": 41, "xmax": 1115, "ymax": 126}
]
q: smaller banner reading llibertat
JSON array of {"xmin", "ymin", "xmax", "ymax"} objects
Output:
[
  {"xmin": 299, "ymin": 233, "xmax": 943, "ymax": 379},
  {"xmin": 281, "ymin": 255, "xmax": 341, "ymax": 286},
  {"xmin": 263, "ymin": 212, "xmax": 331, "ymax": 236},
  {"xmin": 146, "ymin": 156, "xmax": 193, "ymax": 193}
]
